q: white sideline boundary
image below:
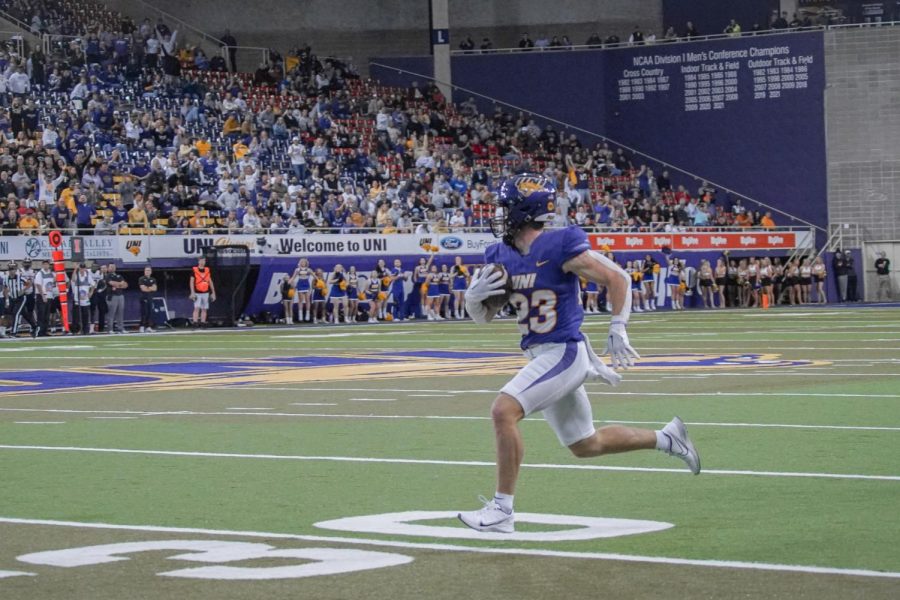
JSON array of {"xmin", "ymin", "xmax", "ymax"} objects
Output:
[
  {"xmin": 1, "ymin": 407, "xmax": 899, "ymax": 431},
  {"xmin": 0, "ymin": 445, "xmax": 897, "ymax": 482},
  {"xmin": 0, "ymin": 517, "xmax": 897, "ymax": 580}
]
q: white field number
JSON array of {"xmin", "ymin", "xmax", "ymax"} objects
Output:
[{"xmin": 17, "ymin": 540, "xmax": 412, "ymax": 580}]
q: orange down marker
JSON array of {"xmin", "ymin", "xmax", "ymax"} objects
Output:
[{"xmin": 48, "ymin": 231, "xmax": 70, "ymax": 333}]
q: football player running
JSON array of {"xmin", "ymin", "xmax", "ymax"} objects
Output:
[{"xmin": 458, "ymin": 174, "xmax": 700, "ymax": 534}]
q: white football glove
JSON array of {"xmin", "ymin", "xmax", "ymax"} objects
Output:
[
  {"xmin": 465, "ymin": 266, "xmax": 507, "ymax": 304},
  {"xmin": 605, "ymin": 319, "xmax": 640, "ymax": 369}
]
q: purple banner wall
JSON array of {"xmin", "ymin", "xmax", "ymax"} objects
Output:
[
  {"xmin": 371, "ymin": 31, "xmax": 827, "ymax": 233},
  {"xmin": 603, "ymin": 32, "xmax": 827, "ymax": 230}
]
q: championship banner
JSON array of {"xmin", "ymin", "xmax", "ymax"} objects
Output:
[{"xmin": 588, "ymin": 231, "xmax": 811, "ymax": 252}]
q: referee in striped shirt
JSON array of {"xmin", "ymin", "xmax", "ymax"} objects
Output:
[{"xmin": 6, "ymin": 263, "xmax": 40, "ymax": 338}]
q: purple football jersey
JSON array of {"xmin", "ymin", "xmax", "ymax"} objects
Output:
[{"xmin": 485, "ymin": 226, "xmax": 590, "ymax": 350}]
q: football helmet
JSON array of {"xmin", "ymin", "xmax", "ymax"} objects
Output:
[{"xmin": 491, "ymin": 174, "xmax": 557, "ymax": 246}]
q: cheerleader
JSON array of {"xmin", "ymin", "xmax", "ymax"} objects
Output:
[
  {"xmin": 366, "ymin": 270, "xmax": 384, "ymax": 323},
  {"xmin": 425, "ymin": 265, "xmax": 443, "ymax": 320},
  {"xmin": 292, "ymin": 258, "xmax": 312, "ymax": 323},
  {"xmin": 388, "ymin": 259, "xmax": 408, "ymax": 321},
  {"xmin": 772, "ymin": 258, "xmax": 784, "ymax": 306},
  {"xmin": 328, "ymin": 264, "xmax": 350, "ymax": 323},
  {"xmin": 666, "ymin": 256, "xmax": 682, "ymax": 310},
  {"xmin": 280, "ymin": 275, "xmax": 294, "ymax": 324},
  {"xmin": 747, "ymin": 257, "xmax": 760, "ymax": 308},
  {"xmin": 641, "ymin": 254, "xmax": 657, "ymax": 311},
  {"xmin": 726, "ymin": 258, "xmax": 739, "ymax": 308},
  {"xmin": 698, "ymin": 259, "xmax": 715, "ymax": 308},
  {"xmin": 785, "ymin": 259, "xmax": 801, "ymax": 305},
  {"xmin": 714, "ymin": 257, "xmax": 727, "ymax": 309},
  {"xmin": 311, "ymin": 268, "xmax": 327, "ymax": 323},
  {"xmin": 626, "ymin": 261, "xmax": 645, "ymax": 312},
  {"xmin": 812, "ymin": 256, "xmax": 827, "ymax": 304},
  {"xmin": 375, "ymin": 258, "xmax": 389, "ymax": 319},
  {"xmin": 799, "ymin": 257, "xmax": 812, "ymax": 305},
  {"xmin": 583, "ymin": 277, "xmax": 599, "ymax": 313},
  {"xmin": 347, "ymin": 265, "xmax": 359, "ymax": 322},
  {"xmin": 438, "ymin": 263, "xmax": 452, "ymax": 319},
  {"xmin": 450, "ymin": 256, "xmax": 470, "ymax": 320},
  {"xmin": 737, "ymin": 259, "xmax": 749, "ymax": 307},
  {"xmin": 760, "ymin": 257, "xmax": 774, "ymax": 307},
  {"xmin": 411, "ymin": 254, "xmax": 434, "ymax": 319}
]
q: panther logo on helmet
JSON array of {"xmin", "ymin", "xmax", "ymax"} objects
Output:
[{"xmin": 492, "ymin": 174, "xmax": 558, "ymax": 246}]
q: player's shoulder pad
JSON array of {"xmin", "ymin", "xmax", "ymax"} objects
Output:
[
  {"xmin": 559, "ymin": 225, "xmax": 591, "ymax": 264},
  {"xmin": 484, "ymin": 241, "xmax": 502, "ymax": 264}
]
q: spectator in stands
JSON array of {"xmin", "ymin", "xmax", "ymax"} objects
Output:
[
  {"xmin": 629, "ymin": 26, "xmax": 645, "ymax": 45},
  {"xmin": 760, "ymin": 211, "xmax": 776, "ymax": 228},
  {"xmin": 585, "ymin": 32, "xmax": 603, "ymax": 48},
  {"xmin": 128, "ymin": 198, "xmax": 150, "ymax": 228},
  {"xmin": 684, "ymin": 21, "xmax": 700, "ymax": 38},
  {"xmin": 518, "ymin": 33, "xmax": 534, "ymax": 50},
  {"xmin": 458, "ymin": 35, "xmax": 475, "ymax": 53},
  {"xmin": 771, "ymin": 12, "xmax": 790, "ymax": 30},
  {"xmin": 724, "ymin": 19, "xmax": 742, "ymax": 36},
  {"xmin": 221, "ymin": 29, "xmax": 238, "ymax": 72}
]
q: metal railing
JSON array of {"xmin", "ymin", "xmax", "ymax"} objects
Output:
[
  {"xmin": 0, "ymin": 9, "xmax": 39, "ymax": 49},
  {"xmin": 0, "ymin": 225, "xmax": 812, "ymax": 236},
  {"xmin": 450, "ymin": 21, "xmax": 900, "ymax": 56}
]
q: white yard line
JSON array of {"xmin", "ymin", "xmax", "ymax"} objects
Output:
[
  {"xmin": 0, "ymin": 517, "xmax": 897, "ymax": 579},
  {"xmin": 1, "ymin": 407, "xmax": 898, "ymax": 431},
  {"xmin": 587, "ymin": 391, "xmax": 900, "ymax": 399},
  {"xmin": 349, "ymin": 398, "xmax": 397, "ymax": 402},
  {"xmin": 12, "ymin": 421, "xmax": 65, "ymax": 425},
  {"xmin": 226, "ymin": 407, "xmax": 274, "ymax": 411},
  {"xmin": 87, "ymin": 417, "xmax": 137, "ymax": 420},
  {"xmin": 0, "ymin": 445, "xmax": 896, "ymax": 482}
]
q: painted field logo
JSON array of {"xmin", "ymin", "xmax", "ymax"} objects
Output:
[{"xmin": 0, "ymin": 352, "xmax": 825, "ymax": 397}]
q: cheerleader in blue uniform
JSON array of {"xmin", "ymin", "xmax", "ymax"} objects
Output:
[
  {"xmin": 626, "ymin": 261, "xmax": 645, "ymax": 313},
  {"xmin": 583, "ymin": 277, "xmax": 599, "ymax": 314},
  {"xmin": 450, "ymin": 256, "xmax": 470, "ymax": 319},
  {"xmin": 642, "ymin": 254, "xmax": 657, "ymax": 311},
  {"xmin": 666, "ymin": 256, "xmax": 682, "ymax": 310},
  {"xmin": 292, "ymin": 258, "xmax": 312, "ymax": 323},
  {"xmin": 328, "ymin": 264, "xmax": 349, "ymax": 324},
  {"xmin": 409, "ymin": 254, "xmax": 434, "ymax": 320},
  {"xmin": 311, "ymin": 268, "xmax": 327, "ymax": 323},
  {"xmin": 425, "ymin": 265, "xmax": 443, "ymax": 320},
  {"xmin": 438, "ymin": 263, "xmax": 452, "ymax": 319},
  {"xmin": 346, "ymin": 266, "xmax": 359, "ymax": 322},
  {"xmin": 366, "ymin": 271, "xmax": 383, "ymax": 323}
]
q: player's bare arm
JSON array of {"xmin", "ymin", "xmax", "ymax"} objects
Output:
[
  {"xmin": 562, "ymin": 250, "xmax": 631, "ymax": 318},
  {"xmin": 564, "ymin": 249, "xmax": 639, "ymax": 369}
]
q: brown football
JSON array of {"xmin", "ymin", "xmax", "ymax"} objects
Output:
[{"xmin": 481, "ymin": 263, "xmax": 514, "ymax": 313}]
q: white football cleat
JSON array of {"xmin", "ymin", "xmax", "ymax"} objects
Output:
[
  {"xmin": 661, "ymin": 417, "xmax": 701, "ymax": 475},
  {"xmin": 458, "ymin": 496, "xmax": 514, "ymax": 533}
]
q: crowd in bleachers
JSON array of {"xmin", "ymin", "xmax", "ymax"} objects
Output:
[{"xmin": 0, "ymin": 0, "xmax": 788, "ymax": 238}]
